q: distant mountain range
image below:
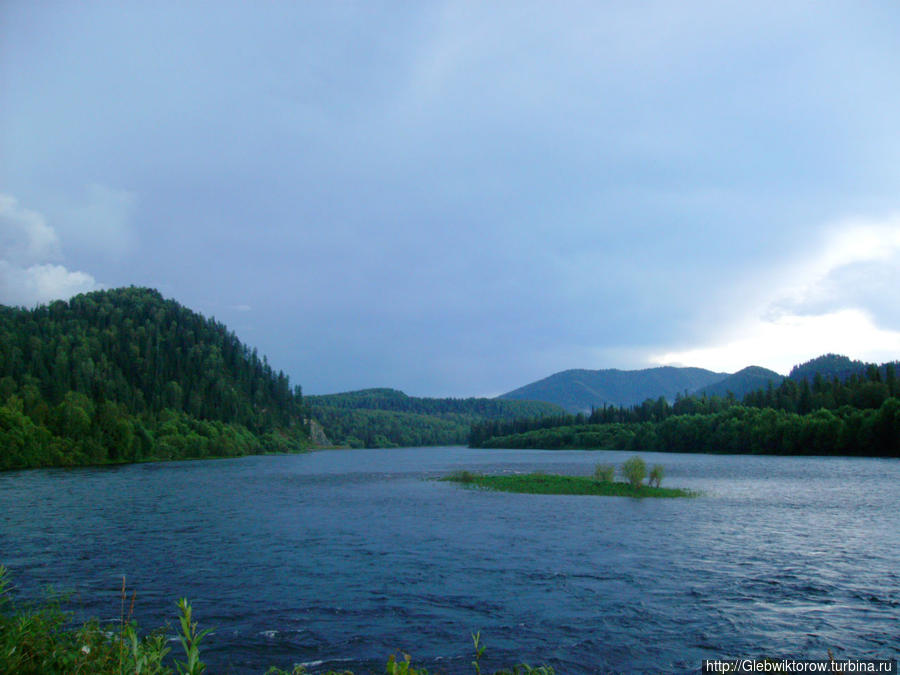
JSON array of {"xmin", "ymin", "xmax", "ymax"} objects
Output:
[
  {"xmin": 499, "ymin": 366, "xmax": 728, "ymax": 413},
  {"xmin": 498, "ymin": 354, "xmax": 899, "ymax": 412}
]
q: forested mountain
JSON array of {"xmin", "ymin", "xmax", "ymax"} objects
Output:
[
  {"xmin": 307, "ymin": 388, "xmax": 564, "ymax": 448},
  {"xmin": 0, "ymin": 287, "xmax": 309, "ymax": 469},
  {"xmin": 499, "ymin": 366, "xmax": 728, "ymax": 412},
  {"xmin": 789, "ymin": 354, "xmax": 868, "ymax": 382},
  {"xmin": 473, "ymin": 358, "xmax": 900, "ymax": 457},
  {"xmin": 695, "ymin": 366, "xmax": 784, "ymax": 399}
]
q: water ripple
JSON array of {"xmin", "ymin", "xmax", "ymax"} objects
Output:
[{"xmin": 1, "ymin": 448, "xmax": 898, "ymax": 673}]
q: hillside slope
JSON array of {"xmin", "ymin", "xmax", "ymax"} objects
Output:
[
  {"xmin": 789, "ymin": 354, "xmax": 867, "ymax": 382},
  {"xmin": 307, "ymin": 388, "xmax": 564, "ymax": 448},
  {"xmin": 499, "ymin": 366, "xmax": 728, "ymax": 412},
  {"xmin": 696, "ymin": 366, "xmax": 784, "ymax": 399},
  {"xmin": 0, "ymin": 287, "xmax": 309, "ymax": 469}
]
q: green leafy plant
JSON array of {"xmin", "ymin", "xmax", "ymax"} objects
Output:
[
  {"xmin": 472, "ymin": 632, "xmax": 486, "ymax": 675},
  {"xmin": 386, "ymin": 651, "xmax": 428, "ymax": 674},
  {"xmin": 593, "ymin": 463, "xmax": 615, "ymax": 482},
  {"xmin": 649, "ymin": 464, "xmax": 664, "ymax": 488},
  {"xmin": 265, "ymin": 666, "xmax": 308, "ymax": 675},
  {"xmin": 175, "ymin": 598, "xmax": 211, "ymax": 675},
  {"xmin": 621, "ymin": 456, "xmax": 646, "ymax": 487}
]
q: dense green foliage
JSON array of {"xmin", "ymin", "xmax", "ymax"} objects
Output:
[
  {"xmin": 307, "ymin": 388, "xmax": 563, "ymax": 448},
  {"xmin": 0, "ymin": 287, "xmax": 310, "ymax": 470},
  {"xmin": 0, "ymin": 567, "xmax": 552, "ymax": 675},
  {"xmin": 788, "ymin": 353, "xmax": 867, "ymax": 382},
  {"xmin": 441, "ymin": 471, "xmax": 695, "ymax": 498},
  {"xmin": 498, "ymin": 366, "xmax": 727, "ymax": 412},
  {"xmin": 473, "ymin": 360, "xmax": 900, "ymax": 457},
  {"xmin": 0, "ymin": 566, "xmax": 203, "ymax": 675},
  {"xmin": 309, "ymin": 405, "xmax": 472, "ymax": 448}
]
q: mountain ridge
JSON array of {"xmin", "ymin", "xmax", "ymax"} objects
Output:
[
  {"xmin": 695, "ymin": 366, "xmax": 784, "ymax": 399},
  {"xmin": 498, "ymin": 366, "xmax": 729, "ymax": 413},
  {"xmin": 498, "ymin": 354, "xmax": 900, "ymax": 413}
]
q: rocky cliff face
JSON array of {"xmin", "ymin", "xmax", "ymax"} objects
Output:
[{"xmin": 307, "ymin": 418, "xmax": 332, "ymax": 447}]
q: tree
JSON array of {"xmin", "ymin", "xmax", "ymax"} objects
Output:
[
  {"xmin": 621, "ymin": 456, "xmax": 646, "ymax": 487},
  {"xmin": 649, "ymin": 464, "xmax": 664, "ymax": 488}
]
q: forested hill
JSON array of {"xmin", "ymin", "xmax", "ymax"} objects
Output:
[
  {"xmin": 307, "ymin": 388, "xmax": 564, "ymax": 448},
  {"xmin": 0, "ymin": 287, "xmax": 309, "ymax": 470},
  {"xmin": 789, "ymin": 354, "xmax": 869, "ymax": 382},
  {"xmin": 695, "ymin": 366, "xmax": 784, "ymax": 399},
  {"xmin": 308, "ymin": 388, "xmax": 561, "ymax": 417},
  {"xmin": 499, "ymin": 366, "xmax": 728, "ymax": 413}
]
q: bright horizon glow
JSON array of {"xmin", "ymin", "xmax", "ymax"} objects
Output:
[
  {"xmin": 651, "ymin": 308, "xmax": 900, "ymax": 375},
  {"xmin": 650, "ymin": 216, "xmax": 900, "ymax": 375}
]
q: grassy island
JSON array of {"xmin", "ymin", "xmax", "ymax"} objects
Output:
[
  {"xmin": 443, "ymin": 457, "xmax": 697, "ymax": 498},
  {"xmin": 442, "ymin": 471, "xmax": 697, "ymax": 498}
]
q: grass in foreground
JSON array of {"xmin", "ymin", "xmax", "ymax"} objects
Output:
[{"xmin": 442, "ymin": 471, "xmax": 697, "ymax": 498}]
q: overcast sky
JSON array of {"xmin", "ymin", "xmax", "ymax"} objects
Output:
[{"xmin": 2, "ymin": 2, "xmax": 900, "ymax": 396}]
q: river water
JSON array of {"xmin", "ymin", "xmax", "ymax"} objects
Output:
[{"xmin": 1, "ymin": 447, "xmax": 898, "ymax": 673}]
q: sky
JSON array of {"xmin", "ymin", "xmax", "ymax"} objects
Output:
[{"xmin": 2, "ymin": 1, "xmax": 900, "ymax": 397}]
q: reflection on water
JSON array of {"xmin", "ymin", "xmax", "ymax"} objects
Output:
[{"xmin": 1, "ymin": 448, "xmax": 898, "ymax": 673}]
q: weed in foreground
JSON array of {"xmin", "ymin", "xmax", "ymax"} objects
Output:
[{"xmin": 1, "ymin": 566, "xmax": 554, "ymax": 675}]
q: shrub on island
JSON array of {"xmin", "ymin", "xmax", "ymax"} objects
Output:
[
  {"xmin": 649, "ymin": 463, "xmax": 664, "ymax": 488},
  {"xmin": 593, "ymin": 463, "xmax": 615, "ymax": 482},
  {"xmin": 621, "ymin": 456, "xmax": 647, "ymax": 487}
]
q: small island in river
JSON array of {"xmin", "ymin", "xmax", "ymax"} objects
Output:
[{"xmin": 442, "ymin": 470, "xmax": 698, "ymax": 498}]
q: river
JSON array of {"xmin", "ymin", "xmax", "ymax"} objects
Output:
[{"xmin": 1, "ymin": 447, "xmax": 898, "ymax": 673}]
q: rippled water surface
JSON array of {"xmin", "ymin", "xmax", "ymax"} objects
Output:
[{"xmin": 1, "ymin": 448, "xmax": 898, "ymax": 673}]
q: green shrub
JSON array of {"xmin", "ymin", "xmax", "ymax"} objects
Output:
[
  {"xmin": 447, "ymin": 470, "xmax": 479, "ymax": 483},
  {"xmin": 649, "ymin": 464, "xmax": 664, "ymax": 488},
  {"xmin": 0, "ymin": 566, "xmax": 176, "ymax": 675},
  {"xmin": 621, "ymin": 456, "xmax": 646, "ymax": 487},
  {"xmin": 593, "ymin": 464, "xmax": 615, "ymax": 482}
]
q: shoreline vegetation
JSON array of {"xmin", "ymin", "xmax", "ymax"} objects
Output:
[
  {"xmin": 469, "ymin": 369, "xmax": 900, "ymax": 458},
  {"xmin": 0, "ymin": 288, "xmax": 313, "ymax": 471},
  {"xmin": 442, "ymin": 457, "xmax": 697, "ymax": 498},
  {"xmin": 0, "ymin": 567, "xmax": 553, "ymax": 675},
  {"xmin": 306, "ymin": 388, "xmax": 564, "ymax": 449}
]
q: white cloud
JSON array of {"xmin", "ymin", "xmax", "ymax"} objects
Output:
[
  {"xmin": 0, "ymin": 261, "xmax": 100, "ymax": 308},
  {"xmin": 0, "ymin": 194, "xmax": 102, "ymax": 307},
  {"xmin": 0, "ymin": 194, "xmax": 62, "ymax": 265},
  {"xmin": 772, "ymin": 216, "xmax": 900, "ymax": 319},
  {"xmin": 651, "ymin": 215, "xmax": 900, "ymax": 373}
]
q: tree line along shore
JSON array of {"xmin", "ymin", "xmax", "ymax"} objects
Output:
[{"xmin": 2, "ymin": 287, "xmax": 897, "ymax": 471}]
